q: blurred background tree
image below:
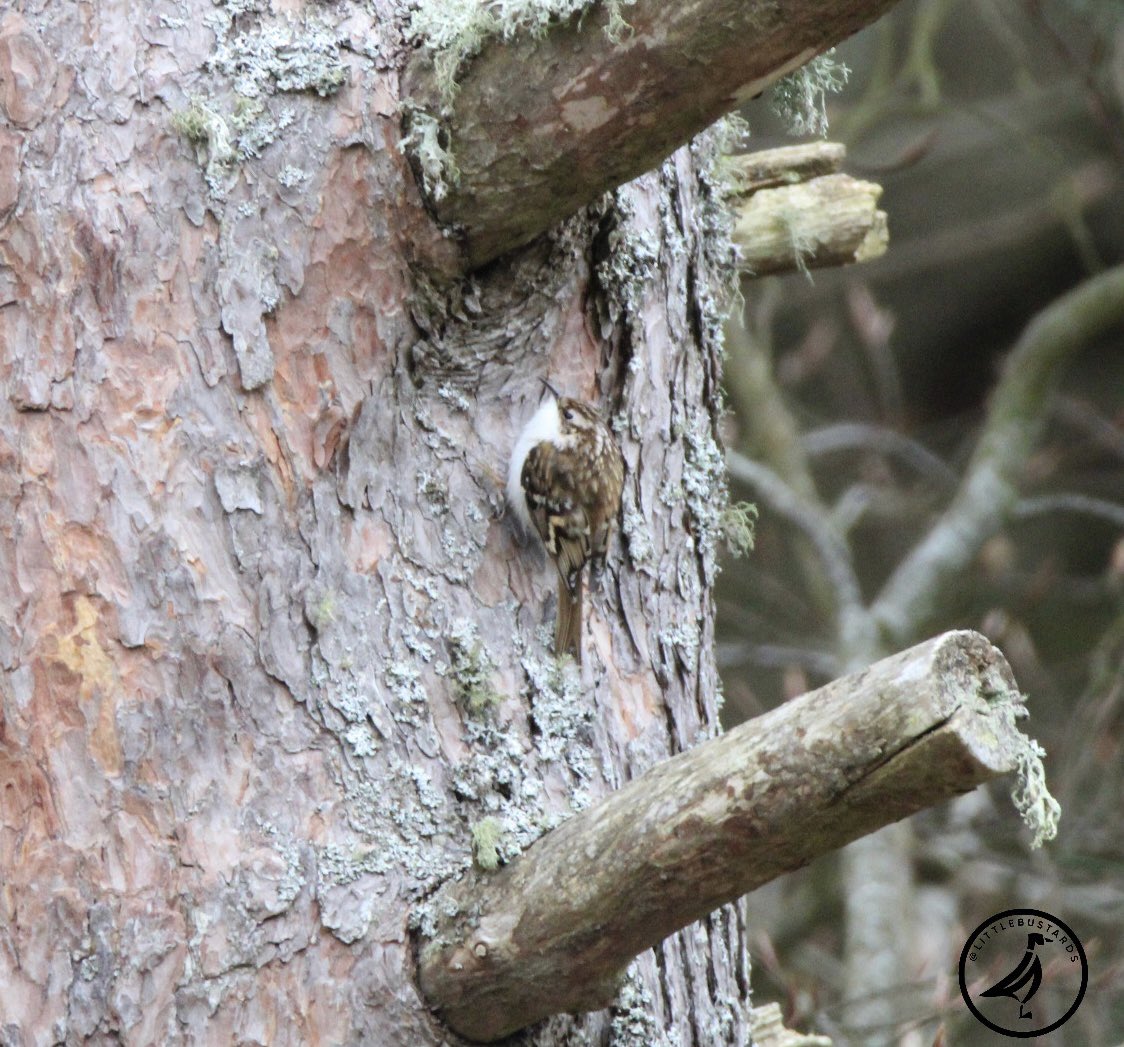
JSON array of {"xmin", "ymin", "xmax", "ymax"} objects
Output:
[{"xmin": 721, "ymin": 0, "xmax": 1124, "ymax": 1043}]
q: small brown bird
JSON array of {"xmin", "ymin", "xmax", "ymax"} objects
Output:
[{"xmin": 507, "ymin": 390, "xmax": 625, "ymax": 663}]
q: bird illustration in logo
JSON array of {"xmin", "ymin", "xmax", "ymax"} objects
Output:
[{"xmin": 980, "ymin": 933, "xmax": 1047, "ymax": 1019}]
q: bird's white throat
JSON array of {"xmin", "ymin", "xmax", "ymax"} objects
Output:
[{"xmin": 507, "ymin": 395, "xmax": 561, "ymax": 529}]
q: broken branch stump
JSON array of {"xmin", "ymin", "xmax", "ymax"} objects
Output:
[
  {"xmin": 402, "ymin": 0, "xmax": 901, "ymax": 270},
  {"xmin": 415, "ymin": 630, "xmax": 1048, "ymax": 1041},
  {"xmin": 726, "ymin": 144, "xmax": 889, "ymax": 276}
]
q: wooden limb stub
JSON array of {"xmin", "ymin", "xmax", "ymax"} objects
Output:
[
  {"xmin": 726, "ymin": 145, "xmax": 888, "ymax": 276},
  {"xmin": 415, "ymin": 630, "xmax": 1044, "ymax": 1042},
  {"xmin": 402, "ymin": 0, "xmax": 901, "ymax": 271}
]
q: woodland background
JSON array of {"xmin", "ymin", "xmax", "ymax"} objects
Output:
[
  {"xmin": 0, "ymin": 0, "xmax": 1121, "ymax": 1043},
  {"xmin": 721, "ymin": 0, "xmax": 1124, "ymax": 1043}
]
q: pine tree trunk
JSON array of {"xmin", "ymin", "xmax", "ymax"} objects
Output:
[{"xmin": 0, "ymin": 2, "xmax": 748, "ymax": 1042}]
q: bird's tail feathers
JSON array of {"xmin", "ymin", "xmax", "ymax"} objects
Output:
[{"xmin": 555, "ymin": 572, "xmax": 583, "ymax": 665}]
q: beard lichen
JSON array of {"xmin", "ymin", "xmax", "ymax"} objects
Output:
[
  {"xmin": 770, "ymin": 49, "xmax": 850, "ymax": 138},
  {"xmin": 991, "ymin": 692, "xmax": 1061, "ymax": 849},
  {"xmin": 720, "ymin": 500, "xmax": 757, "ymax": 559}
]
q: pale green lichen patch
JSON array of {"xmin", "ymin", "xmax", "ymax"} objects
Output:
[
  {"xmin": 609, "ymin": 967, "xmax": 666, "ymax": 1046},
  {"xmin": 681, "ymin": 405, "xmax": 730, "ymax": 583},
  {"xmin": 436, "ymin": 382, "xmax": 473, "ymax": 413},
  {"xmin": 621, "ymin": 506, "xmax": 654, "ymax": 568},
  {"xmin": 343, "ymin": 722, "xmax": 379, "ymax": 758},
  {"xmin": 319, "ymin": 760, "xmax": 455, "ymax": 879},
  {"xmin": 316, "ymin": 841, "xmax": 390, "ymax": 888},
  {"xmin": 721, "ymin": 500, "xmax": 757, "ymax": 558},
  {"xmin": 171, "ymin": 99, "xmax": 217, "ymax": 143},
  {"xmin": 691, "ymin": 115, "xmax": 742, "ymax": 337},
  {"xmin": 520, "ymin": 639, "xmax": 593, "ymax": 779},
  {"xmin": 386, "ymin": 657, "xmax": 429, "ymax": 725},
  {"xmin": 676, "ymin": 117, "xmax": 748, "ymax": 582},
  {"xmin": 449, "ymin": 737, "xmax": 549, "ymax": 850},
  {"xmin": 593, "ymin": 194, "xmax": 660, "ymax": 325},
  {"xmin": 416, "ymin": 469, "xmax": 449, "ymax": 514},
  {"xmin": 445, "ymin": 620, "xmax": 503, "ymax": 715},
  {"xmin": 308, "ymin": 589, "xmax": 337, "ymax": 632},
  {"xmin": 658, "ymin": 621, "xmax": 701, "ymax": 676},
  {"xmin": 771, "ymin": 50, "xmax": 850, "ymax": 138},
  {"xmin": 171, "ymin": 97, "xmax": 237, "ymax": 195},
  {"xmin": 248, "ymin": 818, "xmax": 307, "ymax": 915},
  {"xmin": 399, "ymin": 105, "xmax": 461, "ymax": 203},
  {"xmin": 205, "ymin": 9, "xmax": 349, "ymax": 99},
  {"xmin": 174, "ymin": 7, "xmax": 349, "ymax": 195},
  {"xmin": 471, "ymin": 816, "xmax": 506, "ymax": 870},
  {"xmin": 277, "ymin": 164, "xmax": 307, "ymax": 188}
]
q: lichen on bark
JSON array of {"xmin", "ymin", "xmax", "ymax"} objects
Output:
[{"xmin": 407, "ymin": 0, "xmax": 636, "ymax": 102}]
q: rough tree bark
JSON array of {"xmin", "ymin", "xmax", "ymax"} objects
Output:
[{"xmin": 0, "ymin": 0, "xmax": 939, "ymax": 1044}]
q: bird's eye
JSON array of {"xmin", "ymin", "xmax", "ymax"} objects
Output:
[{"xmin": 562, "ymin": 407, "xmax": 574, "ymax": 422}]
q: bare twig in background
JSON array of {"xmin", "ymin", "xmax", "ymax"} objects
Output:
[
  {"xmin": 724, "ymin": 308, "xmax": 842, "ymax": 623},
  {"xmin": 1012, "ymin": 493, "xmax": 1124, "ymax": 529},
  {"xmin": 803, "ymin": 422, "xmax": 959, "ymax": 486},
  {"xmin": 724, "ymin": 251, "xmax": 1124, "ymax": 1047},
  {"xmin": 1053, "ymin": 395, "xmax": 1124, "ymax": 459},
  {"xmin": 872, "ymin": 264, "xmax": 1124, "ymax": 644},
  {"xmin": 727, "ymin": 450, "xmax": 875, "ymax": 655},
  {"xmin": 716, "ymin": 640, "xmax": 841, "ymax": 678}
]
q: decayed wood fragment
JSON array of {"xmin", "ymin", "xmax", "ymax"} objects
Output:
[
  {"xmin": 416, "ymin": 630, "xmax": 1039, "ymax": 1042},
  {"xmin": 726, "ymin": 145, "xmax": 888, "ymax": 276},
  {"xmin": 726, "ymin": 142, "xmax": 848, "ymax": 193},
  {"xmin": 751, "ymin": 1003, "xmax": 833, "ymax": 1047}
]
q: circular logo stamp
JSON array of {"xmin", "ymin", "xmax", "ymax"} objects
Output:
[{"xmin": 959, "ymin": 908, "xmax": 1087, "ymax": 1038}]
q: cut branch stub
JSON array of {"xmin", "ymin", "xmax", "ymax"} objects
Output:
[
  {"xmin": 416, "ymin": 630, "xmax": 1048, "ymax": 1042},
  {"xmin": 726, "ymin": 146, "xmax": 889, "ymax": 276},
  {"xmin": 401, "ymin": 0, "xmax": 902, "ymax": 271}
]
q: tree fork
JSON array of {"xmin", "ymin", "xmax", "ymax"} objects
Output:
[
  {"xmin": 416, "ymin": 630, "xmax": 1053, "ymax": 1042},
  {"xmin": 402, "ymin": 0, "xmax": 901, "ymax": 270}
]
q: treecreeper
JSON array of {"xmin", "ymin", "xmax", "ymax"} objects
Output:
[{"xmin": 507, "ymin": 390, "xmax": 625, "ymax": 665}]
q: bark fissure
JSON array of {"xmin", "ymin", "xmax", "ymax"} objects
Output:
[{"xmin": 832, "ymin": 709, "xmax": 959, "ymax": 804}]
